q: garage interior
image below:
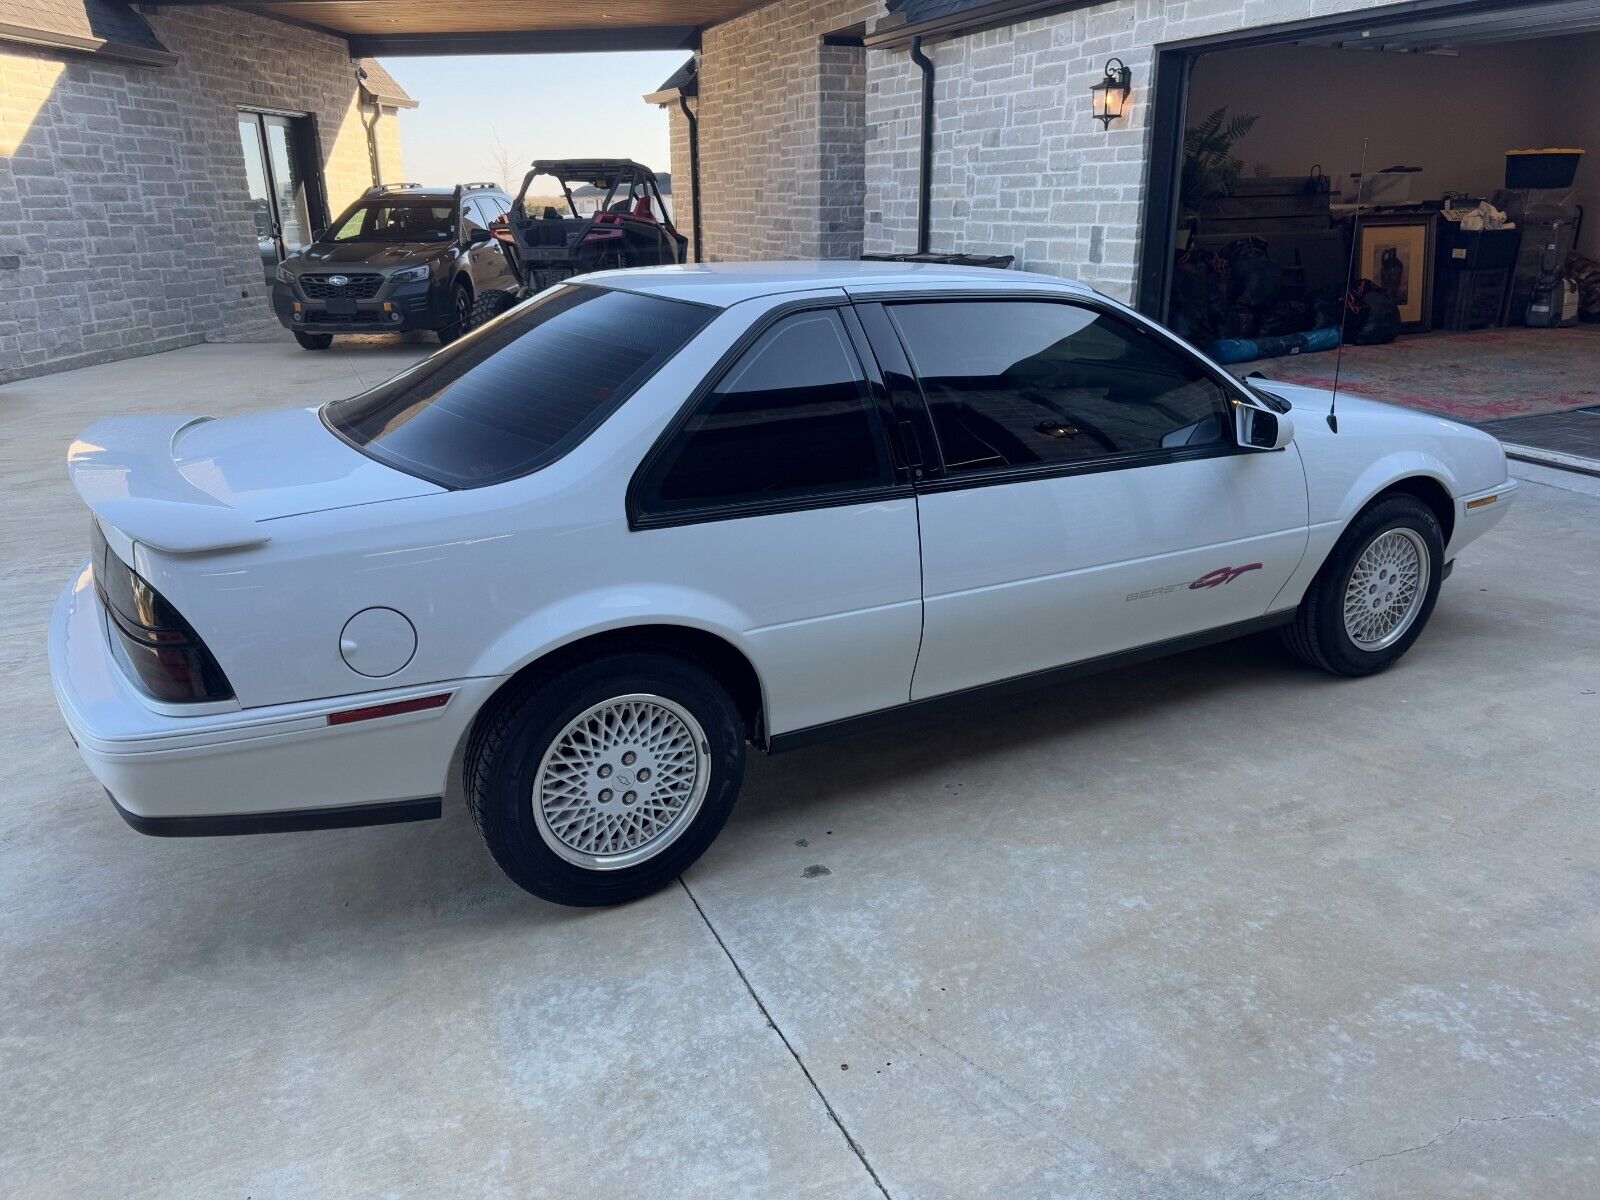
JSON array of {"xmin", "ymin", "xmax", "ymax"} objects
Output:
[{"xmin": 1153, "ymin": 1, "xmax": 1600, "ymax": 466}]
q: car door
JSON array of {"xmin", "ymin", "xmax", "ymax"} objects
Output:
[
  {"xmin": 628, "ymin": 303, "xmax": 923, "ymax": 735},
  {"xmin": 463, "ymin": 198, "xmax": 514, "ymax": 292},
  {"xmin": 859, "ymin": 294, "xmax": 1310, "ymax": 702},
  {"xmin": 473, "ymin": 195, "xmax": 522, "ymax": 291}
]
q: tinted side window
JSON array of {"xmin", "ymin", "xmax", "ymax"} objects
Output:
[
  {"xmin": 640, "ymin": 309, "xmax": 891, "ymax": 515},
  {"xmin": 889, "ymin": 301, "xmax": 1230, "ymax": 476},
  {"xmin": 324, "ymin": 285, "xmax": 713, "ymax": 488}
]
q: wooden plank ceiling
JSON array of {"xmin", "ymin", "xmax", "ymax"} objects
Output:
[{"xmin": 151, "ymin": 0, "xmax": 775, "ymax": 52}]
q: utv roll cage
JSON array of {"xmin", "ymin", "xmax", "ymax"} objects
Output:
[{"xmin": 500, "ymin": 158, "xmax": 687, "ymax": 292}]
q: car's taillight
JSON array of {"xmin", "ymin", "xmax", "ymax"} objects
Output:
[{"xmin": 91, "ymin": 522, "xmax": 234, "ymax": 703}]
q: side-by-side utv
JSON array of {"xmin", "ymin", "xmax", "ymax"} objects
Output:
[{"xmin": 491, "ymin": 160, "xmax": 687, "ymax": 302}]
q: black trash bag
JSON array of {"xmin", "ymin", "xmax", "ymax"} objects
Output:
[
  {"xmin": 1344, "ymin": 280, "xmax": 1401, "ymax": 345},
  {"xmin": 1221, "ymin": 237, "xmax": 1284, "ymax": 309},
  {"xmin": 1311, "ymin": 290, "xmax": 1345, "ymax": 330},
  {"xmin": 1224, "ymin": 304, "xmax": 1260, "ymax": 339},
  {"xmin": 1259, "ymin": 296, "xmax": 1312, "ymax": 337},
  {"xmin": 1169, "ymin": 238, "xmax": 1228, "ymax": 344}
]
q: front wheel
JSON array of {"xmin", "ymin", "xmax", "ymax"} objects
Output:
[
  {"xmin": 1282, "ymin": 495, "xmax": 1445, "ymax": 676},
  {"xmin": 436, "ymin": 283, "xmax": 473, "ymax": 344},
  {"xmin": 466, "ymin": 653, "xmax": 746, "ymax": 906},
  {"xmin": 293, "ymin": 331, "xmax": 332, "ymax": 350}
]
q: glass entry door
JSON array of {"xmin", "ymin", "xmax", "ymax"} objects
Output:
[{"xmin": 238, "ymin": 111, "xmax": 322, "ymax": 285}]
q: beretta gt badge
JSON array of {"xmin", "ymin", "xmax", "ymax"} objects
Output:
[{"xmin": 1126, "ymin": 563, "xmax": 1264, "ymax": 602}]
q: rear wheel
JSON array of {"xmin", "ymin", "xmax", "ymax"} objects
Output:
[
  {"xmin": 436, "ymin": 282, "xmax": 473, "ymax": 344},
  {"xmin": 469, "ymin": 290, "xmax": 515, "ymax": 329},
  {"xmin": 466, "ymin": 653, "xmax": 745, "ymax": 906},
  {"xmin": 293, "ymin": 331, "xmax": 332, "ymax": 350},
  {"xmin": 1282, "ymin": 495, "xmax": 1444, "ymax": 676}
]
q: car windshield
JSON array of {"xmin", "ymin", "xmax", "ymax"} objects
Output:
[
  {"xmin": 322, "ymin": 285, "xmax": 715, "ymax": 488},
  {"xmin": 328, "ymin": 200, "xmax": 455, "ymax": 243}
]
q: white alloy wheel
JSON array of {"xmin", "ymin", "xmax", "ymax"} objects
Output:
[
  {"xmin": 1342, "ymin": 527, "xmax": 1430, "ymax": 651},
  {"xmin": 531, "ymin": 693, "xmax": 710, "ymax": 871}
]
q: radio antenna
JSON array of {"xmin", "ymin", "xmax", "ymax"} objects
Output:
[{"xmin": 1328, "ymin": 137, "xmax": 1369, "ymax": 433}]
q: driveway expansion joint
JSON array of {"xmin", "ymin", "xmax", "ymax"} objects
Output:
[{"xmin": 678, "ymin": 877, "xmax": 892, "ymax": 1200}]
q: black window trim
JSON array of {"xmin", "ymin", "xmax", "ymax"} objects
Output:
[
  {"xmin": 852, "ymin": 287, "xmax": 1257, "ymax": 495},
  {"xmin": 626, "ymin": 298, "xmax": 914, "ymax": 531}
]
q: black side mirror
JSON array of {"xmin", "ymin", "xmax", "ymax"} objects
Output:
[
  {"xmin": 311, "ymin": 227, "xmax": 327, "ymax": 242},
  {"xmin": 467, "ymin": 226, "xmax": 493, "ymax": 245}
]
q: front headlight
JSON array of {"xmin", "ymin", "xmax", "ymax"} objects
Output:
[
  {"xmin": 275, "ymin": 263, "xmax": 296, "ymax": 284},
  {"xmin": 390, "ymin": 264, "xmax": 430, "ymax": 284}
]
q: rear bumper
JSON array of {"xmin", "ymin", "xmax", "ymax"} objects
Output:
[{"xmin": 49, "ymin": 565, "xmax": 498, "ymax": 834}]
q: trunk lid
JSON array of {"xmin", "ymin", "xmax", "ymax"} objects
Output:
[{"xmin": 69, "ymin": 408, "xmax": 443, "ymax": 554}]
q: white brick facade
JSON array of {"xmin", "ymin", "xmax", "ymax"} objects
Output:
[
  {"xmin": 696, "ymin": 0, "xmax": 879, "ymax": 261},
  {"xmin": 684, "ymin": 0, "xmax": 1409, "ymax": 303},
  {"xmin": 0, "ymin": 8, "xmax": 404, "ymax": 382},
  {"xmin": 864, "ymin": 0, "xmax": 1401, "ymax": 301}
]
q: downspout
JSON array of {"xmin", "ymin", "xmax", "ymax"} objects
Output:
[
  {"xmin": 355, "ymin": 65, "xmax": 381, "ymax": 185},
  {"xmin": 678, "ymin": 89, "xmax": 703, "ymax": 263},
  {"xmin": 909, "ymin": 35, "xmax": 934, "ymax": 255}
]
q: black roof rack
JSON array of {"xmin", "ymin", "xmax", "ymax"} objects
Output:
[
  {"xmin": 459, "ymin": 181, "xmax": 500, "ymax": 192},
  {"xmin": 365, "ymin": 181, "xmax": 423, "ymax": 196}
]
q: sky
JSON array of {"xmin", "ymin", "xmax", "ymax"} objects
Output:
[{"xmin": 383, "ymin": 52, "xmax": 689, "ymax": 192}]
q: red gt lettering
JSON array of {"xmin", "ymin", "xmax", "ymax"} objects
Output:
[{"xmin": 1189, "ymin": 563, "xmax": 1263, "ymax": 590}]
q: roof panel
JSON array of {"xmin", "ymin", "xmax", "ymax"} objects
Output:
[
  {"xmin": 0, "ymin": 0, "xmax": 171, "ymax": 58},
  {"xmin": 580, "ymin": 261, "xmax": 1091, "ymax": 307}
]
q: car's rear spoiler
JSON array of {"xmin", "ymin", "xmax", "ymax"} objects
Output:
[{"xmin": 68, "ymin": 415, "xmax": 271, "ymax": 555}]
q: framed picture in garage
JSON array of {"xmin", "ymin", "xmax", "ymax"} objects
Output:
[{"xmin": 1357, "ymin": 215, "xmax": 1435, "ymax": 332}]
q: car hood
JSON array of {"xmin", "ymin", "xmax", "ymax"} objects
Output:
[
  {"xmin": 293, "ymin": 242, "xmax": 450, "ymax": 268},
  {"xmin": 69, "ymin": 408, "xmax": 443, "ymax": 553}
]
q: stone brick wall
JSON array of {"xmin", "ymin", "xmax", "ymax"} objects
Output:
[
  {"xmin": 696, "ymin": 0, "xmax": 878, "ymax": 261},
  {"xmin": 864, "ymin": 0, "xmax": 1403, "ymax": 302},
  {"xmin": 817, "ymin": 38, "xmax": 866, "ymax": 260},
  {"xmin": 0, "ymin": 7, "xmax": 385, "ymax": 382},
  {"xmin": 372, "ymin": 103, "xmax": 406, "ymax": 185}
]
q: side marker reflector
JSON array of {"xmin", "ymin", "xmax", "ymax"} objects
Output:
[
  {"xmin": 1465, "ymin": 495, "xmax": 1499, "ymax": 510},
  {"xmin": 327, "ymin": 692, "xmax": 450, "ymax": 726}
]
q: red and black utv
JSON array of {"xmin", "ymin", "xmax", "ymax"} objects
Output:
[{"xmin": 493, "ymin": 159, "xmax": 687, "ymax": 298}]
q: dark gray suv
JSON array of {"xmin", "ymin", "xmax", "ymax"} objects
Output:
[{"xmin": 271, "ymin": 182, "xmax": 523, "ymax": 350}]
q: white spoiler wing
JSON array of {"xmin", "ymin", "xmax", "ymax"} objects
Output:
[{"xmin": 67, "ymin": 415, "xmax": 271, "ymax": 554}]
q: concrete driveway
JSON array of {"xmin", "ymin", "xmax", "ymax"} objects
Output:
[{"xmin": 3, "ymin": 341, "xmax": 1599, "ymax": 1200}]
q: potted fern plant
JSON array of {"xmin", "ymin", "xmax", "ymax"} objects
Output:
[{"xmin": 1180, "ymin": 107, "xmax": 1259, "ymax": 223}]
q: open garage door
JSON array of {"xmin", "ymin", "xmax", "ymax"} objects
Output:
[{"xmin": 1140, "ymin": 0, "xmax": 1600, "ymax": 469}]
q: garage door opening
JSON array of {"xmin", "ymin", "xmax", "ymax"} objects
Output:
[{"xmin": 1140, "ymin": 1, "xmax": 1600, "ymax": 465}]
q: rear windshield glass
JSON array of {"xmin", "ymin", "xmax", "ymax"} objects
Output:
[
  {"xmin": 330, "ymin": 199, "xmax": 456, "ymax": 243},
  {"xmin": 323, "ymin": 285, "xmax": 713, "ymax": 488}
]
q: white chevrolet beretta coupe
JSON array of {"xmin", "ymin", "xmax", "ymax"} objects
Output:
[{"xmin": 51, "ymin": 263, "xmax": 1516, "ymax": 904}]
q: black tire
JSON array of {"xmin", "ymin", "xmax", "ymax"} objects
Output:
[
  {"xmin": 436, "ymin": 281, "xmax": 473, "ymax": 344},
  {"xmin": 1282, "ymin": 494, "xmax": 1445, "ymax": 676},
  {"xmin": 469, "ymin": 290, "xmax": 515, "ymax": 329},
  {"xmin": 293, "ymin": 331, "xmax": 333, "ymax": 350},
  {"xmin": 466, "ymin": 653, "xmax": 746, "ymax": 906}
]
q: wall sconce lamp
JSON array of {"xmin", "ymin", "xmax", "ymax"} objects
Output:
[{"xmin": 1091, "ymin": 58, "xmax": 1132, "ymax": 128}]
